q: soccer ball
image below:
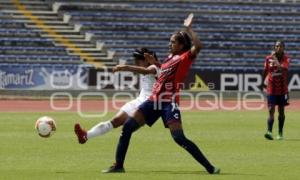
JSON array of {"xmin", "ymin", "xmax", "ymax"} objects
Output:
[{"xmin": 35, "ymin": 116, "xmax": 56, "ymax": 138}]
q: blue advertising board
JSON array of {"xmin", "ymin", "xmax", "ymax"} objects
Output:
[{"xmin": 0, "ymin": 63, "xmax": 89, "ymax": 90}]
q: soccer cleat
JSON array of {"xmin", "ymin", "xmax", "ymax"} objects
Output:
[
  {"xmin": 210, "ymin": 167, "xmax": 221, "ymax": 174},
  {"xmin": 264, "ymin": 131, "xmax": 273, "ymax": 140},
  {"xmin": 102, "ymin": 164, "xmax": 125, "ymax": 173},
  {"xmin": 276, "ymin": 133, "xmax": 284, "ymax": 140},
  {"xmin": 74, "ymin": 123, "xmax": 87, "ymax": 144}
]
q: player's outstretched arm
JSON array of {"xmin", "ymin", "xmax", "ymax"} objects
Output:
[
  {"xmin": 112, "ymin": 65, "xmax": 157, "ymax": 75},
  {"xmin": 183, "ymin": 13, "xmax": 203, "ymax": 59}
]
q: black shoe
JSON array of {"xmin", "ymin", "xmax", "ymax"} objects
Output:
[
  {"xmin": 207, "ymin": 167, "xmax": 221, "ymax": 174},
  {"xmin": 264, "ymin": 131, "xmax": 273, "ymax": 140},
  {"xmin": 102, "ymin": 164, "xmax": 125, "ymax": 173},
  {"xmin": 211, "ymin": 167, "xmax": 221, "ymax": 174}
]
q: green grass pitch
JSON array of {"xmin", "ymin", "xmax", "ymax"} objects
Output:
[{"xmin": 0, "ymin": 111, "xmax": 300, "ymax": 180}]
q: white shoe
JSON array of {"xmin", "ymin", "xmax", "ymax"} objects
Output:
[{"xmin": 276, "ymin": 134, "xmax": 284, "ymax": 140}]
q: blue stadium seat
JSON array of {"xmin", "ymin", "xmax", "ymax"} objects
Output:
[
  {"xmin": 0, "ymin": 54, "xmax": 80, "ymax": 61},
  {"xmin": 0, "ymin": 28, "xmax": 40, "ymax": 37}
]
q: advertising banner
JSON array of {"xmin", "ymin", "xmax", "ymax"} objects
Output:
[
  {"xmin": 0, "ymin": 64, "xmax": 89, "ymax": 90},
  {"xmin": 186, "ymin": 69, "xmax": 300, "ymax": 92},
  {"xmin": 89, "ymin": 68, "xmax": 300, "ymax": 92}
]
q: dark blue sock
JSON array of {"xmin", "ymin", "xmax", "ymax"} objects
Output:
[
  {"xmin": 278, "ymin": 114, "xmax": 285, "ymax": 134},
  {"xmin": 267, "ymin": 117, "xmax": 274, "ymax": 132},
  {"xmin": 171, "ymin": 130, "xmax": 215, "ymax": 173},
  {"xmin": 115, "ymin": 118, "xmax": 140, "ymax": 168}
]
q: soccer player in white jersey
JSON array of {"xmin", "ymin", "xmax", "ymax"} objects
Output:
[{"xmin": 74, "ymin": 48, "xmax": 160, "ymax": 144}]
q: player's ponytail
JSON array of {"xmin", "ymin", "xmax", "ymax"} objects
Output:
[
  {"xmin": 133, "ymin": 48, "xmax": 158, "ymax": 61},
  {"xmin": 133, "ymin": 48, "xmax": 146, "ymax": 60}
]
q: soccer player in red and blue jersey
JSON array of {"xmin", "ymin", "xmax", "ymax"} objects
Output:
[
  {"xmin": 103, "ymin": 14, "xmax": 220, "ymax": 174},
  {"xmin": 263, "ymin": 40, "xmax": 290, "ymax": 140}
]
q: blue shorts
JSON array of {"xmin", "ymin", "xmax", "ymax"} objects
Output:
[
  {"xmin": 267, "ymin": 94, "xmax": 289, "ymax": 106},
  {"xmin": 138, "ymin": 100, "xmax": 181, "ymax": 128}
]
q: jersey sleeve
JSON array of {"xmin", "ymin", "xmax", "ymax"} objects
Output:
[{"xmin": 181, "ymin": 50, "xmax": 193, "ymax": 62}]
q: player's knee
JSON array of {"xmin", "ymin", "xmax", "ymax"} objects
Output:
[
  {"xmin": 278, "ymin": 113, "xmax": 285, "ymax": 120},
  {"xmin": 122, "ymin": 118, "xmax": 140, "ymax": 134},
  {"xmin": 278, "ymin": 108, "xmax": 285, "ymax": 116},
  {"xmin": 268, "ymin": 107, "xmax": 275, "ymax": 115},
  {"xmin": 111, "ymin": 117, "xmax": 125, "ymax": 128},
  {"xmin": 132, "ymin": 110, "xmax": 146, "ymax": 126},
  {"xmin": 171, "ymin": 130, "xmax": 187, "ymax": 147},
  {"xmin": 268, "ymin": 112, "xmax": 275, "ymax": 119}
]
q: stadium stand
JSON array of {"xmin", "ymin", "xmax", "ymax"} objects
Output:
[
  {"xmin": 0, "ymin": 0, "xmax": 115, "ymax": 68},
  {"xmin": 1, "ymin": 0, "xmax": 300, "ymax": 70}
]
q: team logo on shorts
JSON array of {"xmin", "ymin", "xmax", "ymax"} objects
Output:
[{"xmin": 174, "ymin": 113, "xmax": 179, "ymax": 119}]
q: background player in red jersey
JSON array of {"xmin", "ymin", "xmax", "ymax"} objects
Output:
[
  {"xmin": 102, "ymin": 13, "xmax": 220, "ymax": 174},
  {"xmin": 263, "ymin": 40, "xmax": 290, "ymax": 140}
]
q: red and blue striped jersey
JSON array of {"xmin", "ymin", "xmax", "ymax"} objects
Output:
[
  {"xmin": 149, "ymin": 51, "xmax": 193, "ymax": 104},
  {"xmin": 264, "ymin": 54, "xmax": 289, "ymax": 95}
]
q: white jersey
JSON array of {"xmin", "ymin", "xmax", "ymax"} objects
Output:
[
  {"xmin": 138, "ymin": 64, "xmax": 160, "ymax": 101},
  {"xmin": 121, "ymin": 64, "xmax": 160, "ymax": 116}
]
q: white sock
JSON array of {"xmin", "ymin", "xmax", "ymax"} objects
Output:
[{"xmin": 87, "ymin": 121, "xmax": 113, "ymax": 139}]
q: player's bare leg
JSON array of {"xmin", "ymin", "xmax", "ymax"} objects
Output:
[
  {"xmin": 265, "ymin": 105, "xmax": 275, "ymax": 140},
  {"xmin": 168, "ymin": 122, "xmax": 220, "ymax": 174},
  {"xmin": 102, "ymin": 110, "xmax": 146, "ymax": 173}
]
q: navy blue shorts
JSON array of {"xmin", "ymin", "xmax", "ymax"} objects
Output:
[
  {"xmin": 267, "ymin": 94, "xmax": 289, "ymax": 106},
  {"xmin": 138, "ymin": 100, "xmax": 181, "ymax": 128}
]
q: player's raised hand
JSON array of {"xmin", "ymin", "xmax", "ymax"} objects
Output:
[
  {"xmin": 182, "ymin": 13, "xmax": 202, "ymax": 58},
  {"xmin": 184, "ymin": 13, "xmax": 194, "ymax": 28}
]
